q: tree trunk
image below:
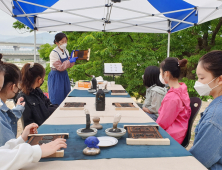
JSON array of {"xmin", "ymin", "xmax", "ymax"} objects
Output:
[{"xmin": 211, "ymin": 17, "xmax": 222, "ymax": 46}]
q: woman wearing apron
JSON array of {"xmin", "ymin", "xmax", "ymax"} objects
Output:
[{"xmin": 48, "ymin": 33, "xmax": 78, "ymax": 105}]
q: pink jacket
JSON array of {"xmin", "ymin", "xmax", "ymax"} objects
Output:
[{"xmin": 156, "ymin": 83, "xmax": 191, "ymax": 144}]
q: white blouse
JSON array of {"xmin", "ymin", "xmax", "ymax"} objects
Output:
[
  {"xmin": 50, "ymin": 46, "xmax": 70, "ymax": 68},
  {"xmin": 0, "ymin": 136, "xmax": 41, "ymax": 170}
]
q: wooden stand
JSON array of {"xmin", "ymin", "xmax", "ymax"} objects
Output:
[
  {"xmin": 28, "ymin": 133, "xmax": 69, "ymax": 158},
  {"xmin": 124, "ymin": 125, "xmax": 170, "ymax": 145}
]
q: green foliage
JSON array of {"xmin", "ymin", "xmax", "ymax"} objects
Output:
[
  {"xmin": 40, "ymin": 63, "xmax": 51, "ymax": 92},
  {"xmin": 13, "ymin": 21, "xmax": 32, "ymax": 32},
  {"xmin": 38, "ymin": 44, "xmax": 56, "ymax": 61}
]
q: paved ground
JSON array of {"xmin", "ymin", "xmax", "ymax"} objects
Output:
[{"xmin": 6, "ymin": 99, "xmax": 211, "ymax": 149}]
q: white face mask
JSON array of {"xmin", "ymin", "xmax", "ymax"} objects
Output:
[
  {"xmin": 159, "ymin": 74, "xmax": 166, "ymax": 85},
  {"xmin": 59, "ymin": 43, "xmax": 67, "ymax": 50},
  {"xmin": 194, "ymin": 77, "xmax": 219, "ymax": 96},
  {"xmin": 142, "ymin": 75, "xmax": 144, "ymax": 79}
]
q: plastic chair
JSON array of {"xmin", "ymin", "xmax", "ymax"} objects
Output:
[{"xmin": 181, "ymin": 97, "xmax": 202, "ymax": 148}]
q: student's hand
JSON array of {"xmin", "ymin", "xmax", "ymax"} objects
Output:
[
  {"xmin": 16, "ymin": 97, "xmax": 25, "ymax": 107},
  {"xmin": 40, "ymin": 138, "xmax": 67, "ymax": 158},
  {"xmin": 142, "ymin": 107, "xmax": 151, "ymax": 114},
  {"xmin": 21, "ymin": 123, "xmax": 38, "ymax": 141}
]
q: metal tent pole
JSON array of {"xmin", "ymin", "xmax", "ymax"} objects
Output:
[
  {"xmin": 167, "ymin": 32, "xmax": 170, "ymax": 58},
  {"xmin": 34, "ymin": 30, "xmax": 36, "ymax": 62},
  {"xmin": 167, "ymin": 20, "xmax": 171, "ymax": 58}
]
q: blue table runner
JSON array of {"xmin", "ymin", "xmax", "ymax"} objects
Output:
[
  {"xmin": 68, "ymin": 89, "xmax": 131, "ymax": 98},
  {"xmin": 38, "ymin": 123, "xmax": 192, "ymax": 162}
]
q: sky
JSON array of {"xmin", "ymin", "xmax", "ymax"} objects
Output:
[
  {"xmin": 0, "ymin": 10, "xmax": 37, "ymax": 37},
  {"xmin": 0, "ymin": 10, "xmax": 59, "ymax": 37}
]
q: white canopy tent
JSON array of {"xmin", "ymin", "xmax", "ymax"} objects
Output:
[{"xmin": 1, "ymin": 0, "xmax": 222, "ymax": 62}]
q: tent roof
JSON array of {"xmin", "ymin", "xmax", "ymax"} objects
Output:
[{"xmin": 1, "ymin": 0, "xmax": 222, "ymax": 33}]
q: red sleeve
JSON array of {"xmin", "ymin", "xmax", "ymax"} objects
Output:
[
  {"xmin": 53, "ymin": 60, "xmax": 71, "ymax": 72},
  {"xmin": 156, "ymin": 95, "xmax": 181, "ymax": 130}
]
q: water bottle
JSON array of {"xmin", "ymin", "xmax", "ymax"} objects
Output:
[
  {"xmin": 96, "ymin": 85, "xmax": 105, "ymax": 111},
  {"xmin": 91, "ymin": 75, "xmax": 97, "ymax": 90}
]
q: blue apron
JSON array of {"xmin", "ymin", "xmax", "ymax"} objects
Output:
[{"xmin": 48, "ymin": 50, "xmax": 71, "ymax": 105}]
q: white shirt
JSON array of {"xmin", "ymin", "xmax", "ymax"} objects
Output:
[
  {"xmin": 50, "ymin": 46, "xmax": 70, "ymax": 68},
  {"xmin": 0, "ymin": 136, "xmax": 41, "ymax": 170}
]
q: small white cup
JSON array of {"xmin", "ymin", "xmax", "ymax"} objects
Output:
[{"xmin": 111, "ymin": 81, "xmax": 115, "ymax": 86}]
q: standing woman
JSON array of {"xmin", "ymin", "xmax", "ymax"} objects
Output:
[{"xmin": 48, "ymin": 33, "xmax": 78, "ymax": 105}]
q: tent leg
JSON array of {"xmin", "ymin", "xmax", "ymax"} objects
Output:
[
  {"xmin": 34, "ymin": 30, "xmax": 37, "ymax": 62},
  {"xmin": 167, "ymin": 32, "xmax": 170, "ymax": 58}
]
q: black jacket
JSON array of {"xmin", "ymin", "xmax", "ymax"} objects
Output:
[{"xmin": 16, "ymin": 88, "xmax": 58, "ymax": 127}]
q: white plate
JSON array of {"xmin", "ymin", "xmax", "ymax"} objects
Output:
[{"xmin": 97, "ymin": 136, "xmax": 118, "ymax": 147}]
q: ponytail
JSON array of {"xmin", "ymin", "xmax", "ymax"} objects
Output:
[
  {"xmin": 21, "ymin": 63, "xmax": 45, "ymax": 95},
  {"xmin": 160, "ymin": 57, "xmax": 188, "ymax": 79}
]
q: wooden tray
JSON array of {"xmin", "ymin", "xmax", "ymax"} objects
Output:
[
  {"xmin": 60, "ymin": 102, "xmax": 86, "ymax": 110},
  {"xmin": 124, "ymin": 125, "xmax": 170, "ymax": 145},
  {"xmin": 111, "ymin": 90, "xmax": 128, "ymax": 95},
  {"xmin": 28, "ymin": 133, "xmax": 69, "ymax": 157},
  {"xmin": 112, "ymin": 102, "xmax": 139, "ymax": 110},
  {"xmin": 72, "ymin": 49, "xmax": 90, "ymax": 61}
]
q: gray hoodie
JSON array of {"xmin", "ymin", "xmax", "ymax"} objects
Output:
[{"xmin": 142, "ymin": 84, "xmax": 167, "ymax": 116}]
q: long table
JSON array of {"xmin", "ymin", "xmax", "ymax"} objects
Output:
[{"xmin": 22, "ymin": 84, "xmax": 206, "ymax": 170}]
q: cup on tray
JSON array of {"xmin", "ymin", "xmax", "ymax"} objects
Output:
[{"xmin": 111, "ymin": 81, "xmax": 115, "ymax": 86}]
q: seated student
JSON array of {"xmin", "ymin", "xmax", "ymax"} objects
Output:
[
  {"xmin": 0, "ymin": 58, "xmax": 67, "ymax": 169},
  {"xmin": 190, "ymin": 51, "xmax": 222, "ymax": 170},
  {"xmin": 0, "ymin": 56, "xmax": 26, "ymax": 146},
  {"xmin": 142, "ymin": 66, "xmax": 167, "ymax": 121},
  {"xmin": 156, "ymin": 58, "xmax": 191, "ymax": 144},
  {"xmin": 16, "ymin": 63, "xmax": 58, "ymax": 127}
]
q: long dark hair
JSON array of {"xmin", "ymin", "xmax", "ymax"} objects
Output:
[
  {"xmin": 21, "ymin": 63, "xmax": 45, "ymax": 95},
  {"xmin": 160, "ymin": 57, "xmax": 187, "ymax": 79},
  {"xmin": 0, "ymin": 54, "xmax": 21, "ymax": 91},
  {"xmin": 199, "ymin": 50, "xmax": 222, "ymax": 78},
  {"xmin": 143, "ymin": 66, "xmax": 164, "ymax": 88},
  {"xmin": 54, "ymin": 32, "xmax": 67, "ymax": 44}
]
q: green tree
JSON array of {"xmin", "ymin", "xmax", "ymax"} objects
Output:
[{"xmin": 13, "ymin": 18, "xmax": 222, "ymax": 100}]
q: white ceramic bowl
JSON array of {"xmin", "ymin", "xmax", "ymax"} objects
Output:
[
  {"xmin": 88, "ymin": 89, "xmax": 96, "ymax": 93},
  {"xmin": 77, "ymin": 128, "xmax": 97, "ymax": 139},
  {"xmin": 105, "ymin": 128, "xmax": 126, "ymax": 139}
]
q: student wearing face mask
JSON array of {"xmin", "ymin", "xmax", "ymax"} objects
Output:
[
  {"xmin": 48, "ymin": 32, "xmax": 78, "ymax": 105},
  {"xmin": 0, "ymin": 62, "xmax": 67, "ymax": 169},
  {"xmin": 0, "ymin": 55, "xmax": 25, "ymax": 146},
  {"xmin": 156, "ymin": 57, "xmax": 191, "ymax": 144},
  {"xmin": 190, "ymin": 51, "xmax": 222, "ymax": 170},
  {"xmin": 16, "ymin": 63, "xmax": 58, "ymax": 127}
]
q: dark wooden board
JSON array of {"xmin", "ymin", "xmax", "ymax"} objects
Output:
[
  {"xmin": 64, "ymin": 102, "xmax": 86, "ymax": 107},
  {"xmin": 28, "ymin": 134, "xmax": 68, "ymax": 146},
  {"xmin": 111, "ymin": 90, "xmax": 126, "ymax": 93},
  {"xmin": 73, "ymin": 49, "xmax": 90, "ymax": 61},
  {"xmin": 112, "ymin": 103, "xmax": 135, "ymax": 108},
  {"xmin": 126, "ymin": 126, "xmax": 163, "ymax": 139}
]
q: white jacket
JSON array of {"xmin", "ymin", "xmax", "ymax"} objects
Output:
[{"xmin": 0, "ymin": 136, "xmax": 41, "ymax": 170}]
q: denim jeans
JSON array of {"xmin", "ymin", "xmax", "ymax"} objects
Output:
[{"xmin": 145, "ymin": 112, "xmax": 158, "ymax": 121}]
